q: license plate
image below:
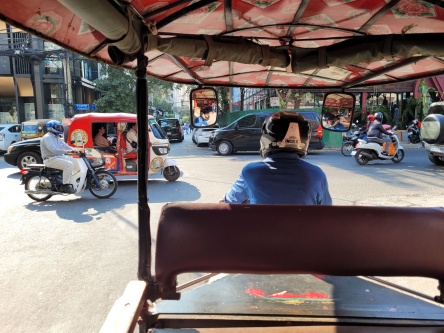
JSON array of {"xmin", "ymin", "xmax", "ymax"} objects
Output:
[
  {"xmin": 351, "ymin": 151, "xmax": 356, "ymax": 155},
  {"xmin": 167, "ymin": 132, "xmax": 172, "ymax": 135}
]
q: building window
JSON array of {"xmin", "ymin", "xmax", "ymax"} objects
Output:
[
  {"xmin": 43, "ymin": 41, "xmax": 63, "ymax": 75},
  {"xmin": 44, "ymin": 83, "xmax": 64, "ymax": 105},
  {"xmin": 82, "ymin": 60, "xmax": 98, "ymax": 81}
]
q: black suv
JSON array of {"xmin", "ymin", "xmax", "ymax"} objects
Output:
[
  {"xmin": 208, "ymin": 111, "xmax": 324, "ymax": 155},
  {"xmin": 159, "ymin": 118, "xmax": 184, "ymax": 142},
  {"xmin": 4, "ymin": 138, "xmax": 43, "ymax": 169}
]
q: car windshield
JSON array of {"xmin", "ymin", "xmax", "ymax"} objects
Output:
[
  {"xmin": 160, "ymin": 119, "xmax": 179, "ymax": 127},
  {"xmin": 21, "ymin": 124, "xmax": 41, "ymax": 133},
  {"xmin": 149, "ymin": 119, "xmax": 168, "ymax": 139}
]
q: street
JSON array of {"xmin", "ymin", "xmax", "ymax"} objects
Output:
[{"xmin": 1, "ymin": 134, "xmax": 444, "ymax": 332}]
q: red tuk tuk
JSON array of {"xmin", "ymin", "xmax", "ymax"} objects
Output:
[{"xmin": 65, "ymin": 113, "xmax": 180, "ymax": 181}]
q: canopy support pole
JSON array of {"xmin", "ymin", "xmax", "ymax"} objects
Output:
[{"xmin": 136, "ymin": 31, "xmax": 151, "ymax": 283}]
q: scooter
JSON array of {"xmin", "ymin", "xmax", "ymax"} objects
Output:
[
  {"xmin": 406, "ymin": 122, "xmax": 421, "ymax": 144},
  {"xmin": 341, "ymin": 125, "xmax": 367, "ymax": 156},
  {"xmin": 20, "ymin": 147, "xmax": 118, "ymax": 202},
  {"xmin": 352, "ymin": 127, "xmax": 405, "ymax": 165}
]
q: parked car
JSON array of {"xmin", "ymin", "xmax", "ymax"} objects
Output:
[
  {"xmin": 192, "ymin": 127, "xmax": 219, "ymax": 146},
  {"xmin": 208, "ymin": 111, "xmax": 324, "ymax": 155},
  {"xmin": 4, "ymin": 138, "xmax": 43, "ymax": 168},
  {"xmin": 0, "ymin": 123, "xmax": 21, "ymax": 152},
  {"xmin": 159, "ymin": 118, "xmax": 184, "ymax": 142}
]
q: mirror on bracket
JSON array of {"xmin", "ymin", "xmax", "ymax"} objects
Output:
[
  {"xmin": 190, "ymin": 87, "xmax": 218, "ymax": 128},
  {"xmin": 321, "ymin": 93, "xmax": 356, "ymax": 132}
]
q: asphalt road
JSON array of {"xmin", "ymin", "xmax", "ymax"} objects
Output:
[{"xmin": 1, "ymin": 134, "xmax": 443, "ymax": 332}]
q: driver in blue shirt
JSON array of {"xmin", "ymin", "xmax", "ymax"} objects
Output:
[
  {"xmin": 194, "ymin": 106, "xmax": 211, "ymax": 126},
  {"xmin": 222, "ymin": 111, "xmax": 332, "ymax": 205}
]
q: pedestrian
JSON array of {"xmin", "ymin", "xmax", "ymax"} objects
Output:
[
  {"xmin": 221, "ymin": 111, "xmax": 332, "ymax": 205},
  {"xmin": 393, "ymin": 104, "xmax": 400, "ymax": 127}
]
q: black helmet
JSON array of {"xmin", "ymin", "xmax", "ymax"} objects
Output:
[
  {"xmin": 374, "ymin": 112, "xmax": 383, "ymax": 122},
  {"xmin": 260, "ymin": 111, "xmax": 310, "ymax": 158}
]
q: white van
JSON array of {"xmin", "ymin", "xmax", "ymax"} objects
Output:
[{"xmin": 422, "ymin": 101, "xmax": 444, "ymax": 166}]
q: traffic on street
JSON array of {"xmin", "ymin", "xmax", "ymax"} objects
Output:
[{"xmin": 1, "ymin": 133, "xmax": 444, "ymax": 332}]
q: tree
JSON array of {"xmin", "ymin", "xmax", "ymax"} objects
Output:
[
  {"xmin": 276, "ymin": 89, "xmax": 302, "ymax": 109},
  {"xmin": 240, "ymin": 87, "xmax": 245, "ymax": 112},
  {"xmin": 94, "ymin": 65, "xmax": 137, "ymax": 113},
  {"xmin": 94, "ymin": 65, "xmax": 175, "ymax": 114},
  {"xmin": 215, "ymin": 86, "xmax": 230, "ymax": 113},
  {"xmin": 148, "ymin": 77, "xmax": 174, "ymax": 111}
]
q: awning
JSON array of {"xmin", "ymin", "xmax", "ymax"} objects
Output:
[
  {"xmin": 0, "ymin": 77, "xmax": 15, "ymax": 97},
  {"xmin": 15, "ymin": 77, "xmax": 34, "ymax": 97}
]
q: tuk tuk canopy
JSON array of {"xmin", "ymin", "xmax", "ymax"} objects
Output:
[{"xmin": 1, "ymin": 0, "xmax": 444, "ymax": 91}]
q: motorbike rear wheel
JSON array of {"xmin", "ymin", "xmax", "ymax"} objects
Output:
[
  {"xmin": 355, "ymin": 149, "xmax": 369, "ymax": 165},
  {"xmin": 25, "ymin": 175, "xmax": 53, "ymax": 202},
  {"xmin": 341, "ymin": 141, "xmax": 354, "ymax": 156},
  {"xmin": 391, "ymin": 149, "xmax": 405, "ymax": 163},
  {"xmin": 163, "ymin": 165, "xmax": 180, "ymax": 181},
  {"xmin": 89, "ymin": 171, "xmax": 118, "ymax": 199}
]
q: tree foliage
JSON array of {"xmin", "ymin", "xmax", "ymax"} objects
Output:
[
  {"xmin": 276, "ymin": 89, "xmax": 302, "ymax": 109},
  {"xmin": 215, "ymin": 86, "xmax": 230, "ymax": 113},
  {"xmin": 94, "ymin": 65, "xmax": 175, "ymax": 114},
  {"xmin": 94, "ymin": 65, "xmax": 137, "ymax": 113}
]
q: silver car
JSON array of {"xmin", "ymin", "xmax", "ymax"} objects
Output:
[{"xmin": 0, "ymin": 124, "xmax": 21, "ymax": 152}]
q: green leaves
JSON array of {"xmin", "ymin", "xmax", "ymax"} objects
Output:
[
  {"xmin": 94, "ymin": 65, "xmax": 137, "ymax": 113},
  {"xmin": 94, "ymin": 65, "xmax": 175, "ymax": 114}
]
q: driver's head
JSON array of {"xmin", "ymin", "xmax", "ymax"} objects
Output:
[
  {"xmin": 260, "ymin": 112, "xmax": 310, "ymax": 158},
  {"xmin": 201, "ymin": 106, "xmax": 212, "ymax": 120}
]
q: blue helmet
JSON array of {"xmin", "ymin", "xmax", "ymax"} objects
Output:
[{"xmin": 46, "ymin": 120, "xmax": 64, "ymax": 135}]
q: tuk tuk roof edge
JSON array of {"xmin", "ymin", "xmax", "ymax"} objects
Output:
[{"xmin": 70, "ymin": 112, "xmax": 138, "ymax": 123}]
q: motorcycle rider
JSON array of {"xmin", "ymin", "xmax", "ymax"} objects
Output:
[
  {"xmin": 222, "ymin": 111, "xmax": 332, "ymax": 205},
  {"xmin": 366, "ymin": 114, "xmax": 375, "ymax": 129},
  {"xmin": 366, "ymin": 112, "xmax": 392, "ymax": 156},
  {"xmin": 407, "ymin": 119, "xmax": 421, "ymax": 143},
  {"xmin": 40, "ymin": 120, "xmax": 77, "ymax": 193}
]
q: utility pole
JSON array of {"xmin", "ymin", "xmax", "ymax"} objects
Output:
[{"xmin": 63, "ymin": 50, "xmax": 73, "ymax": 117}]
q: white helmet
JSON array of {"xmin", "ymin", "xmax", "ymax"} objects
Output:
[{"xmin": 260, "ymin": 112, "xmax": 311, "ymax": 158}]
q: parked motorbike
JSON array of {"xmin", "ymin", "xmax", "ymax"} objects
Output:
[
  {"xmin": 341, "ymin": 125, "xmax": 368, "ymax": 156},
  {"xmin": 352, "ymin": 127, "xmax": 405, "ymax": 165},
  {"xmin": 406, "ymin": 121, "xmax": 421, "ymax": 144},
  {"xmin": 20, "ymin": 148, "xmax": 118, "ymax": 202}
]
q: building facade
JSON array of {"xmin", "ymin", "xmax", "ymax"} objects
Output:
[{"xmin": 0, "ymin": 21, "xmax": 99, "ymax": 124}]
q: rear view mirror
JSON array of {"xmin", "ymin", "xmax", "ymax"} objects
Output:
[
  {"xmin": 190, "ymin": 88, "xmax": 218, "ymax": 128},
  {"xmin": 321, "ymin": 93, "xmax": 355, "ymax": 132}
]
